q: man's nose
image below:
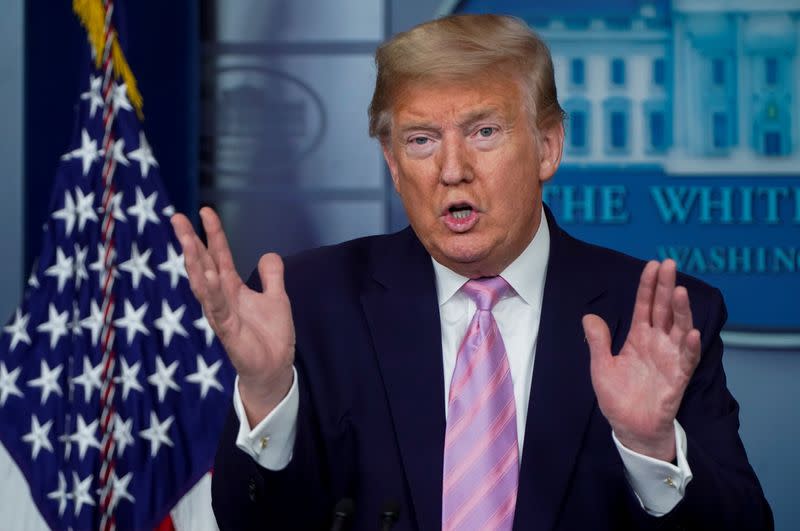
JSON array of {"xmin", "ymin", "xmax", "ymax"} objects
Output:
[{"xmin": 439, "ymin": 136, "xmax": 473, "ymax": 185}]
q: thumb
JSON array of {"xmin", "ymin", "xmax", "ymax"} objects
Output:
[
  {"xmin": 582, "ymin": 314, "xmax": 612, "ymax": 368},
  {"xmin": 258, "ymin": 253, "xmax": 286, "ymax": 295}
]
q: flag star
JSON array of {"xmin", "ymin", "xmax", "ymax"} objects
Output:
[
  {"xmin": 4, "ymin": 308, "xmax": 32, "ymax": 351},
  {"xmin": 27, "ymin": 360, "xmax": 64, "ymax": 404},
  {"xmin": 52, "ymin": 190, "xmax": 77, "ymax": 236},
  {"xmin": 89, "ymin": 243, "xmax": 119, "ymax": 289},
  {"xmin": 114, "ymin": 300, "xmax": 149, "ymax": 345},
  {"xmin": 112, "ymin": 82, "xmax": 133, "ymax": 114},
  {"xmin": 69, "ymin": 301, "xmax": 83, "ymax": 337},
  {"xmin": 162, "ymin": 204, "xmax": 175, "ymax": 217},
  {"xmin": 63, "ymin": 129, "xmax": 102, "ymax": 176},
  {"xmin": 158, "ymin": 243, "xmax": 188, "ymax": 289},
  {"xmin": 45, "ymin": 247, "xmax": 74, "ymax": 293},
  {"xmin": 22, "ymin": 415, "xmax": 54, "ymax": 459},
  {"xmin": 126, "ymin": 186, "xmax": 160, "ymax": 234},
  {"xmin": 74, "ymin": 188, "xmax": 98, "ymax": 232},
  {"xmin": 70, "ymin": 414, "xmax": 101, "ymax": 460},
  {"xmin": 193, "ymin": 310, "xmax": 216, "ymax": 347},
  {"xmin": 111, "ymin": 137, "xmax": 129, "ymax": 166},
  {"xmin": 36, "ymin": 304, "xmax": 69, "ymax": 349},
  {"xmin": 154, "ymin": 301, "xmax": 188, "ymax": 347},
  {"xmin": 28, "ymin": 271, "xmax": 39, "ymax": 289},
  {"xmin": 113, "ymin": 415, "xmax": 135, "ymax": 456},
  {"xmin": 186, "ymin": 355, "xmax": 224, "ymax": 399},
  {"xmin": 108, "ymin": 471, "xmax": 135, "ymax": 509},
  {"xmin": 107, "ymin": 190, "xmax": 127, "ymax": 222},
  {"xmin": 72, "ymin": 357, "xmax": 103, "ymax": 402},
  {"xmin": 73, "ymin": 244, "xmax": 89, "ymax": 288},
  {"xmin": 80, "ymin": 299, "xmax": 105, "ymax": 346},
  {"xmin": 71, "ymin": 471, "xmax": 96, "ymax": 516},
  {"xmin": 47, "ymin": 471, "xmax": 70, "ymax": 516},
  {"xmin": 139, "ymin": 412, "xmax": 175, "ymax": 457},
  {"xmin": 147, "ymin": 357, "xmax": 180, "ymax": 402},
  {"xmin": 127, "ymin": 132, "xmax": 158, "ymax": 178},
  {"xmin": 0, "ymin": 362, "xmax": 23, "ymax": 406},
  {"xmin": 114, "ymin": 358, "xmax": 144, "ymax": 400},
  {"xmin": 119, "ymin": 242, "xmax": 155, "ymax": 289},
  {"xmin": 80, "ymin": 74, "xmax": 103, "ymax": 118}
]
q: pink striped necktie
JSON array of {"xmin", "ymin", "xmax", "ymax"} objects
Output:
[{"xmin": 442, "ymin": 276, "xmax": 519, "ymax": 531}]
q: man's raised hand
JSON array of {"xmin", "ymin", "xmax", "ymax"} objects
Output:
[{"xmin": 171, "ymin": 207, "xmax": 295, "ymax": 426}]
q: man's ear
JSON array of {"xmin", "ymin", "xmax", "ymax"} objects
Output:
[
  {"xmin": 538, "ymin": 121, "xmax": 565, "ymax": 183},
  {"xmin": 381, "ymin": 141, "xmax": 401, "ymax": 193}
]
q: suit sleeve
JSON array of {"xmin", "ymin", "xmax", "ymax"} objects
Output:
[{"xmin": 634, "ymin": 287, "xmax": 774, "ymax": 530}]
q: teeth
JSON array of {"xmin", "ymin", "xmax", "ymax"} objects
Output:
[{"xmin": 452, "ymin": 209, "xmax": 471, "ymax": 220}]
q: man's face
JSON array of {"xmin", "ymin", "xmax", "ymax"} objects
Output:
[{"xmin": 382, "ymin": 75, "xmax": 563, "ymax": 278}]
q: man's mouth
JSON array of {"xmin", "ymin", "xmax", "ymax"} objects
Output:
[{"xmin": 443, "ymin": 203, "xmax": 479, "ymax": 232}]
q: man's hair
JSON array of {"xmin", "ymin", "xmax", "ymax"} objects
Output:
[{"xmin": 368, "ymin": 14, "xmax": 565, "ymax": 141}]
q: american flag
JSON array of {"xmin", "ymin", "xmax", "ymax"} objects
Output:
[{"xmin": 0, "ymin": 2, "xmax": 234, "ymax": 529}]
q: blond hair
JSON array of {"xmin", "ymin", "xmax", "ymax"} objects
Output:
[{"xmin": 368, "ymin": 14, "xmax": 565, "ymax": 141}]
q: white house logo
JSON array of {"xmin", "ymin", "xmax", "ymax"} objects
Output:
[
  {"xmin": 209, "ymin": 65, "xmax": 326, "ymax": 181},
  {"xmin": 449, "ymin": 0, "xmax": 800, "ymax": 348}
]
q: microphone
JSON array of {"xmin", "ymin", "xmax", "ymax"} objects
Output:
[
  {"xmin": 330, "ymin": 498, "xmax": 355, "ymax": 531},
  {"xmin": 379, "ymin": 499, "xmax": 400, "ymax": 531}
]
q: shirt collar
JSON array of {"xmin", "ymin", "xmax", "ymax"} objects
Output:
[{"xmin": 431, "ymin": 209, "xmax": 551, "ymax": 307}]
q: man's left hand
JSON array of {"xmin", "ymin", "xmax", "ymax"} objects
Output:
[{"xmin": 582, "ymin": 259, "xmax": 702, "ymax": 462}]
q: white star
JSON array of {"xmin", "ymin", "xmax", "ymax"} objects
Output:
[
  {"xmin": 22, "ymin": 415, "xmax": 54, "ymax": 459},
  {"xmin": 89, "ymin": 243, "xmax": 119, "ymax": 289},
  {"xmin": 28, "ymin": 271, "xmax": 39, "ymax": 289},
  {"xmin": 27, "ymin": 360, "xmax": 64, "ymax": 404},
  {"xmin": 71, "ymin": 471, "xmax": 95, "ymax": 516},
  {"xmin": 36, "ymin": 304, "xmax": 69, "ymax": 349},
  {"xmin": 80, "ymin": 75, "xmax": 103, "ymax": 118},
  {"xmin": 147, "ymin": 357, "xmax": 180, "ymax": 403},
  {"xmin": 127, "ymin": 132, "xmax": 158, "ymax": 178},
  {"xmin": 62, "ymin": 129, "xmax": 102, "ymax": 176},
  {"xmin": 154, "ymin": 301, "xmax": 188, "ymax": 347},
  {"xmin": 112, "ymin": 82, "xmax": 133, "ymax": 115},
  {"xmin": 139, "ymin": 412, "xmax": 174, "ymax": 457},
  {"xmin": 74, "ymin": 188, "xmax": 98, "ymax": 232},
  {"xmin": 114, "ymin": 300, "xmax": 149, "ymax": 345},
  {"xmin": 52, "ymin": 190, "xmax": 77, "ymax": 236},
  {"xmin": 114, "ymin": 358, "xmax": 143, "ymax": 400},
  {"xmin": 110, "ymin": 137, "xmax": 129, "ymax": 166},
  {"xmin": 0, "ymin": 362, "xmax": 23, "ymax": 406},
  {"xmin": 104, "ymin": 471, "xmax": 135, "ymax": 510},
  {"xmin": 107, "ymin": 190, "xmax": 127, "ymax": 222},
  {"xmin": 193, "ymin": 310, "xmax": 216, "ymax": 347},
  {"xmin": 73, "ymin": 244, "xmax": 89, "ymax": 288},
  {"xmin": 162, "ymin": 204, "xmax": 175, "ymax": 217},
  {"xmin": 69, "ymin": 302, "xmax": 83, "ymax": 337},
  {"xmin": 72, "ymin": 357, "xmax": 103, "ymax": 402},
  {"xmin": 70, "ymin": 414, "xmax": 101, "ymax": 460},
  {"xmin": 126, "ymin": 186, "xmax": 160, "ymax": 234},
  {"xmin": 158, "ymin": 243, "xmax": 188, "ymax": 289},
  {"xmin": 113, "ymin": 415, "xmax": 135, "ymax": 456},
  {"xmin": 47, "ymin": 471, "xmax": 70, "ymax": 516},
  {"xmin": 4, "ymin": 309, "xmax": 31, "ymax": 351},
  {"xmin": 119, "ymin": 242, "xmax": 155, "ymax": 289},
  {"xmin": 80, "ymin": 299, "xmax": 105, "ymax": 346},
  {"xmin": 186, "ymin": 355, "xmax": 224, "ymax": 399},
  {"xmin": 45, "ymin": 247, "xmax": 74, "ymax": 293}
]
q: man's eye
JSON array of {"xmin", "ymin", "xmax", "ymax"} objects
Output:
[
  {"xmin": 413, "ymin": 137, "xmax": 429, "ymax": 145},
  {"xmin": 478, "ymin": 127, "xmax": 495, "ymax": 137}
]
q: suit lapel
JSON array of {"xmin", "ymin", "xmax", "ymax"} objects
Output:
[
  {"xmin": 361, "ymin": 228, "xmax": 445, "ymax": 531},
  {"xmin": 513, "ymin": 211, "xmax": 619, "ymax": 531}
]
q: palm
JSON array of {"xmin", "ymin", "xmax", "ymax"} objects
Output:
[{"xmin": 583, "ymin": 260, "xmax": 701, "ymax": 461}]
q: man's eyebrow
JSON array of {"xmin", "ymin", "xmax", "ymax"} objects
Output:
[
  {"xmin": 456, "ymin": 108, "xmax": 502, "ymax": 130},
  {"xmin": 396, "ymin": 122, "xmax": 441, "ymax": 135}
]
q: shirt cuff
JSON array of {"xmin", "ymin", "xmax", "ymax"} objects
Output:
[
  {"xmin": 613, "ymin": 420, "xmax": 693, "ymax": 516},
  {"xmin": 233, "ymin": 367, "xmax": 299, "ymax": 471}
]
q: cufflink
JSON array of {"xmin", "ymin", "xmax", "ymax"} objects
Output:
[{"xmin": 260, "ymin": 436, "xmax": 270, "ymax": 449}]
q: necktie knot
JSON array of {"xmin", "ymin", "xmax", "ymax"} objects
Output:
[{"xmin": 462, "ymin": 276, "xmax": 511, "ymax": 311}]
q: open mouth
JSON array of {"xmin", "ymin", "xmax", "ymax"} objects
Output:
[{"xmin": 449, "ymin": 204, "xmax": 473, "ymax": 220}]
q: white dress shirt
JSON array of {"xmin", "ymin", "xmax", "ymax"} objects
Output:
[{"xmin": 234, "ymin": 212, "xmax": 693, "ymax": 516}]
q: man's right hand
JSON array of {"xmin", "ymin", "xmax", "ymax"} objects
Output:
[{"xmin": 171, "ymin": 207, "xmax": 295, "ymax": 427}]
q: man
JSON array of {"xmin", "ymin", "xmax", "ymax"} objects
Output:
[{"xmin": 172, "ymin": 14, "xmax": 772, "ymax": 531}]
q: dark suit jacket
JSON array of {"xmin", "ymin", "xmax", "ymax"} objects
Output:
[{"xmin": 211, "ymin": 209, "xmax": 772, "ymax": 530}]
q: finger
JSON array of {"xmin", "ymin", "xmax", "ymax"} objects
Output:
[
  {"xmin": 200, "ymin": 207, "xmax": 237, "ymax": 276},
  {"xmin": 201, "ymin": 266, "xmax": 235, "ymax": 334},
  {"xmin": 652, "ymin": 259, "xmax": 676, "ymax": 331},
  {"xmin": 171, "ymin": 215, "xmax": 211, "ymax": 301},
  {"xmin": 632, "ymin": 261, "xmax": 659, "ymax": 326},
  {"xmin": 583, "ymin": 314, "xmax": 613, "ymax": 373},
  {"xmin": 680, "ymin": 328, "xmax": 702, "ymax": 375},
  {"xmin": 258, "ymin": 253, "xmax": 286, "ymax": 296},
  {"xmin": 670, "ymin": 286, "xmax": 694, "ymax": 341}
]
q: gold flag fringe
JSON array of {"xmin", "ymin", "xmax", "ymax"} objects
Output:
[{"xmin": 73, "ymin": 0, "xmax": 144, "ymax": 119}]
